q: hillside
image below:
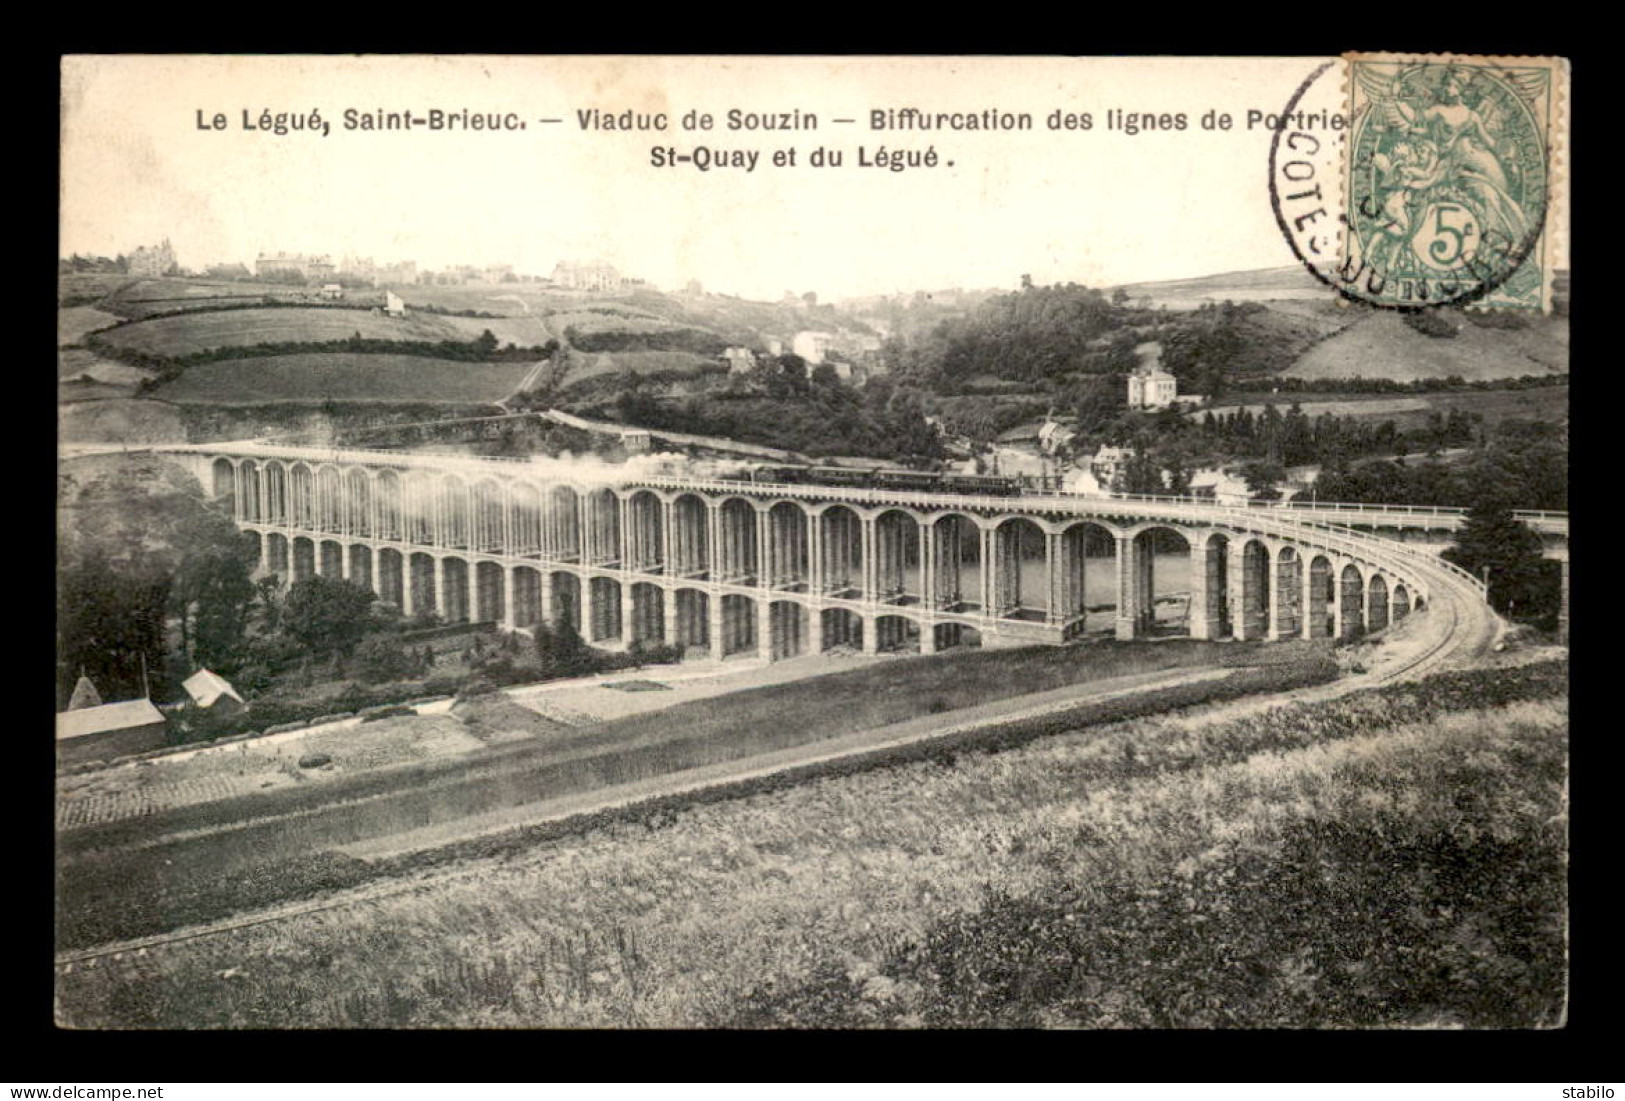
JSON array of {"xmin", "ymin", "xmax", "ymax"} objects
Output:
[
  {"xmin": 1116, "ymin": 265, "xmax": 1327, "ymax": 309},
  {"xmin": 1285, "ymin": 310, "xmax": 1569, "ymax": 382},
  {"xmin": 151, "ymin": 354, "xmax": 535, "ymax": 405}
]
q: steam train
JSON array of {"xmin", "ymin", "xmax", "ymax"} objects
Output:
[{"xmin": 721, "ymin": 463, "xmax": 1029, "ymax": 497}]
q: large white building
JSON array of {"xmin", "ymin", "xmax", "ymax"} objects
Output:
[{"xmin": 792, "ymin": 331, "xmax": 835, "ymax": 365}]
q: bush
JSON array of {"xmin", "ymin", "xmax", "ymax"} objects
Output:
[{"xmin": 353, "ymin": 635, "xmax": 417, "ymax": 685}]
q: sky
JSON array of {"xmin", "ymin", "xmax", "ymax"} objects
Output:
[{"xmin": 59, "ymin": 55, "xmax": 1567, "ymax": 302}]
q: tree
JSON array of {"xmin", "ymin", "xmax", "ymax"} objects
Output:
[
  {"xmin": 352, "ymin": 635, "xmax": 417, "ymax": 684},
  {"xmin": 1443, "ymin": 500, "xmax": 1557, "ymax": 624},
  {"xmin": 281, "ymin": 575, "xmax": 377, "ymax": 658},
  {"xmin": 1239, "ymin": 460, "xmax": 1286, "ymax": 501}
]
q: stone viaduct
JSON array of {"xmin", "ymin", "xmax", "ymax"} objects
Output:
[{"xmin": 172, "ymin": 444, "xmax": 1493, "ymax": 663}]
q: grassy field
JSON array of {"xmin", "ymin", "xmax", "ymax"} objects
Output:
[
  {"xmin": 54, "ymin": 641, "xmax": 1303, "ymax": 951},
  {"xmin": 561, "ymin": 349, "xmax": 720, "ymax": 384},
  {"xmin": 58, "ymin": 306, "xmax": 123, "ymax": 345},
  {"xmin": 1285, "ymin": 310, "xmax": 1568, "ymax": 381},
  {"xmin": 1205, "ymin": 386, "xmax": 1569, "ymax": 433},
  {"xmin": 54, "ymin": 658, "xmax": 1567, "ymax": 1028},
  {"xmin": 151, "ymin": 354, "xmax": 534, "ymax": 404},
  {"xmin": 96, "ymin": 308, "xmax": 481, "ymax": 358}
]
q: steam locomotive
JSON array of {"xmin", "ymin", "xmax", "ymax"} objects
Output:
[{"xmin": 722, "ymin": 463, "xmax": 1029, "ymax": 497}]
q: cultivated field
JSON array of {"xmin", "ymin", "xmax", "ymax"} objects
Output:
[
  {"xmin": 57, "ymin": 347, "xmax": 156, "ymax": 385},
  {"xmin": 55, "ymin": 657, "xmax": 1567, "ymax": 1029},
  {"xmin": 560, "ymin": 350, "xmax": 721, "ymax": 385},
  {"xmin": 96, "ymin": 308, "xmax": 484, "ymax": 358},
  {"xmin": 58, "ymin": 306, "xmax": 123, "ymax": 345},
  {"xmin": 1285, "ymin": 311, "xmax": 1569, "ymax": 381},
  {"xmin": 1202, "ymin": 386, "xmax": 1570, "ymax": 432},
  {"xmin": 151, "ymin": 354, "xmax": 534, "ymax": 404}
]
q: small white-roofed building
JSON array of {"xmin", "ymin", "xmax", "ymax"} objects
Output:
[
  {"xmin": 56, "ymin": 698, "xmax": 168, "ymax": 765},
  {"xmin": 181, "ymin": 668, "xmax": 246, "ymax": 717}
]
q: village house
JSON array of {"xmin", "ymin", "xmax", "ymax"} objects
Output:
[
  {"xmin": 721, "ymin": 347, "xmax": 757, "ymax": 374},
  {"xmin": 1090, "ymin": 445, "xmax": 1136, "ymax": 490},
  {"xmin": 792, "ymin": 331, "xmax": 835, "ymax": 365},
  {"xmin": 57, "ymin": 694, "xmax": 168, "ymax": 765},
  {"xmin": 384, "ymin": 291, "xmax": 408, "ymax": 318},
  {"xmin": 320, "ymin": 283, "xmax": 345, "ymax": 300},
  {"xmin": 127, "ymin": 239, "xmax": 176, "ymax": 278}
]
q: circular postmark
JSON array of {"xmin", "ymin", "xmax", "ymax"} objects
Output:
[{"xmin": 1270, "ymin": 57, "xmax": 1553, "ymax": 311}]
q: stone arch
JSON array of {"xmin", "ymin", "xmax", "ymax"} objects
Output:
[
  {"xmin": 627, "ymin": 581, "xmax": 666, "ymax": 646},
  {"xmin": 403, "ymin": 471, "xmax": 436, "ymax": 545},
  {"xmin": 585, "ymin": 488, "xmax": 621, "ymax": 566},
  {"xmin": 1273, "ymin": 544, "xmax": 1304, "ymax": 639},
  {"xmin": 316, "ymin": 466, "xmax": 344, "ymax": 533},
  {"xmin": 588, "ymin": 575, "xmax": 622, "ymax": 641},
  {"xmin": 672, "ymin": 588, "xmax": 710, "ymax": 652},
  {"xmin": 511, "ymin": 566, "xmax": 543, "ymax": 629},
  {"xmin": 291, "ymin": 536, "xmax": 316, "ymax": 585},
  {"xmin": 933, "ymin": 621, "xmax": 983, "ymax": 651},
  {"xmin": 266, "ymin": 532, "xmax": 290, "ymax": 581},
  {"xmin": 290, "ymin": 463, "xmax": 316, "ymax": 529},
  {"xmin": 626, "ymin": 490, "xmax": 666, "ymax": 574},
  {"xmin": 409, "ymin": 552, "xmax": 438, "ymax": 619},
  {"xmin": 872, "ymin": 509, "xmax": 923, "ymax": 605},
  {"xmin": 1053, "ymin": 520, "xmax": 1114, "ymax": 635},
  {"xmin": 239, "ymin": 461, "xmax": 260, "ymax": 522},
  {"xmin": 821, "ymin": 606, "xmax": 865, "ymax": 652},
  {"xmin": 1130, "ymin": 525, "xmax": 1195, "ymax": 638},
  {"xmin": 475, "ymin": 561, "xmax": 505, "ymax": 624},
  {"xmin": 1193, "ymin": 531, "xmax": 1233, "ymax": 640},
  {"xmin": 377, "ymin": 548, "xmax": 405, "ymax": 611},
  {"xmin": 545, "ymin": 485, "xmax": 582, "ymax": 562},
  {"xmin": 670, "ymin": 494, "xmax": 711, "ymax": 579},
  {"xmin": 717, "ymin": 497, "xmax": 760, "ymax": 584},
  {"xmin": 874, "ymin": 613, "xmax": 921, "ymax": 653},
  {"xmin": 347, "ymin": 543, "xmax": 373, "ymax": 591},
  {"xmin": 1338, "ymin": 562, "xmax": 1365, "ymax": 640},
  {"xmin": 439, "ymin": 475, "xmax": 470, "ymax": 550},
  {"xmin": 375, "ymin": 469, "xmax": 403, "ymax": 541},
  {"xmin": 1306, "ymin": 554, "xmax": 1336, "ymax": 639},
  {"xmin": 265, "ymin": 461, "xmax": 288, "ymax": 525},
  {"xmin": 318, "ymin": 539, "xmax": 344, "ymax": 578},
  {"xmin": 211, "ymin": 458, "xmax": 236, "ymax": 510},
  {"xmin": 509, "ymin": 482, "xmax": 543, "ymax": 557},
  {"xmin": 767, "ymin": 599, "xmax": 809, "ymax": 659},
  {"xmin": 440, "ymin": 557, "xmax": 471, "ymax": 623},
  {"xmin": 471, "ymin": 480, "xmax": 505, "ymax": 553},
  {"xmin": 1239, "ymin": 539, "xmax": 1273, "ymax": 641},
  {"xmin": 992, "ymin": 516, "xmax": 1047, "ymax": 621},
  {"xmin": 930, "ymin": 512, "xmax": 985, "ymax": 612},
  {"xmin": 549, "ymin": 570, "xmax": 582, "ymax": 634},
  {"xmin": 718, "ymin": 593, "xmax": 758, "ymax": 657},
  {"xmin": 1392, "ymin": 582, "xmax": 1412, "ymax": 622},
  {"xmin": 767, "ymin": 501, "xmax": 811, "ymax": 592},
  {"xmin": 818, "ymin": 505, "xmax": 864, "ymax": 598},
  {"xmin": 1367, "ymin": 573, "xmax": 1391, "ymax": 633}
]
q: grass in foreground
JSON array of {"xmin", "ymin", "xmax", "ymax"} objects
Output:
[{"xmin": 56, "ymin": 660, "xmax": 1566, "ymax": 1029}]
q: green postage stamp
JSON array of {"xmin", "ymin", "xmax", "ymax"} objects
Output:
[{"xmin": 1342, "ymin": 53, "xmax": 1566, "ymax": 311}]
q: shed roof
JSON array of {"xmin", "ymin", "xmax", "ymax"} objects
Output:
[
  {"xmin": 56, "ymin": 698, "xmax": 165, "ymax": 742},
  {"xmin": 182, "ymin": 668, "xmax": 244, "ymax": 708}
]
